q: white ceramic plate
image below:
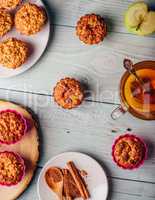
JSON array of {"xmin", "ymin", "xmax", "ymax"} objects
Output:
[
  {"xmin": 0, "ymin": 0, "xmax": 50, "ymax": 78},
  {"xmin": 37, "ymin": 152, "xmax": 109, "ymax": 200}
]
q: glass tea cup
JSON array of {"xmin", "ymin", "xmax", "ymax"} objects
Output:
[{"xmin": 111, "ymin": 61, "xmax": 155, "ymax": 120}]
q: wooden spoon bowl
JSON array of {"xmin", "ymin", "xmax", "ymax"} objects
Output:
[{"xmin": 45, "ymin": 167, "xmax": 64, "ymax": 200}]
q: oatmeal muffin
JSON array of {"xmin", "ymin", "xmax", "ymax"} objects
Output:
[
  {"xmin": 0, "ymin": 9, "xmax": 13, "ymax": 37},
  {"xmin": 0, "ymin": 151, "xmax": 25, "ymax": 186},
  {"xmin": 0, "ymin": 0, "xmax": 21, "ymax": 10},
  {"xmin": 0, "ymin": 109, "xmax": 27, "ymax": 144},
  {"xmin": 53, "ymin": 77, "xmax": 84, "ymax": 109},
  {"xmin": 15, "ymin": 3, "xmax": 46, "ymax": 35},
  {"xmin": 0, "ymin": 37, "xmax": 29, "ymax": 69},
  {"xmin": 112, "ymin": 134, "xmax": 147, "ymax": 169},
  {"xmin": 76, "ymin": 13, "xmax": 107, "ymax": 45}
]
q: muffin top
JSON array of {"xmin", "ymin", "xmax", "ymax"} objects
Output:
[
  {"xmin": 0, "ymin": 0, "xmax": 21, "ymax": 10},
  {"xmin": 0, "ymin": 37, "xmax": 29, "ymax": 69},
  {"xmin": 15, "ymin": 3, "xmax": 46, "ymax": 35},
  {"xmin": 76, "ymin": 13, "xmax": 107, "ymax": 45},
  {"xmin": 0, "ymin": 151, "xmax": 25, "ymax": 186},
  {"xmin": 113, "ymin": 135, "xmax": 145, "ymax": 169},
  {"xmin": 0, "ymin": 110, "xmax": 27, "ymax": 144},
  {"xmin": 53, "ymin": 78, "xmax": 84, "ymax": 109},
  {"xmin": 0, "ymin": 9, "xmax": 13, "ymax": 37}
]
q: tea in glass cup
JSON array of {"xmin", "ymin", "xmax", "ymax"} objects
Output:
[{"xmin": 111, "ymin": 61, "xmax": 155, "ymax": 120}]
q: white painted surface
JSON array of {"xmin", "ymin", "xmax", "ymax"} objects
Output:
[
  {"xmin": 0, "ymin": 0, "xmax": 154, "ymax": 199},
  {"xmin": 0, "ymin": 89, "xmax": 154, "ymax": 200},
  {"xmin": 0, "ymin": 26, "xmax": 154, "ymax": 103}
]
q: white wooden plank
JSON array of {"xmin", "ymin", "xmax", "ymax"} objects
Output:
[
  {"xmin": 0, "ymin": 26, "xmax": 155, "ymax": 104},
  {"xmin": 112, "ymin": 178, "xmax": 155, "ymax": 200},
  {"xmin": 18, "ymin": 168, "xmax": 155, "ymax": 200},
  {"xmin": 44, "ymin": 0, "xmax": 155, "ymax": 34},
  {"xmin": 110, "ymin": 193, "xmax": 155, "ymax": 200},
  {"xmin": 0, "ymin": 89, "xmax": 155, "ymax": 183}
]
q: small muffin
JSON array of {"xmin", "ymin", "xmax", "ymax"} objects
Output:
[
  {"xmin": 112, "ymin": 134, "xmax": 147, "ymax": 169},
  {"xmin": 0, "ymin": 9, "xmax": 13, "ymax": 37},
  {"xmin": 0, "ymin": 0, "xmax": 21, "ymax": 10},
  {"xmin": 0, "ymin": 37, "xmax": 29, "ymax": 69},
  {"xmin": 76, "ymin": 13, "xmax": 107, "ymax": 45},
  {"xmin": 0, "ymin": 151, "xmax": 25, "ymax": 186},
  {"xmin": 0, "ymin": 109, "xmax": 27, "ymax": 144},
  {"xmin": 53, "ymin": 77, "xmax": 84, "ymax": 109},
  {"xmin": 15, "ymin": 3, "xmax": 46, "ymax": 35}
]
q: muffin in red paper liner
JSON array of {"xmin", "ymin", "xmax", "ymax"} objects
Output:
[
  {"xmin": 0, "ymin": 109, "xmax": 27, "ymax": 145},
  {"xmin": 112, "ymin": 134, "xmax": 147, "ymax": 169},
  {"xmin": 53, "ymin": 77, "xmax": 84, "ymax": 109},
  {"xmin": 0, "ymin": 151, "xmax": 25, "ymax": 186}
]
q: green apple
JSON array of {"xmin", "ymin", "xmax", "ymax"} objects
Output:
[{"xmin": 125, "ymin": 2, "xmax": 155, "ymax": 36}]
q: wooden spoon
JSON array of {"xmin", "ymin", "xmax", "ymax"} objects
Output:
[{"xmin": 45, "ymin": 167, "xmax": 64, "ymax": 200}]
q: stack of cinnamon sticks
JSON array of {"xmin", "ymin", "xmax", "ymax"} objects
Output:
[
  {"xmin": 45, "ymin": 161, "xmax": 90, "ymax": 200},
  {"xmin": 66, "ymin": 161, "xmax": 90, "ymax": 200}
]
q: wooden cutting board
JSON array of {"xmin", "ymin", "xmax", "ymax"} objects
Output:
[{"xmin": 0, "ymin": 100, "xmax": 39, "ymax": 200}]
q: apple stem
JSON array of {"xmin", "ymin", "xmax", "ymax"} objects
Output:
[{"xmin": 136, "ymin": 20, "xmax": 144, "ymax": 31}]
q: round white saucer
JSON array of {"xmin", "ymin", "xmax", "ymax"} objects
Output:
[{"xmin": 37, "ymin": 152, "xmax": 109, "ymax": 200}]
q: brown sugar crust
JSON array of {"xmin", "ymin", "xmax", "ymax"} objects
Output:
[
  {"xmin": 0, "ymin": 37, "xmax": 29, "ymax": 69},
  {"xmin": 15, "ymin": 3, "xmax": 46, "ymax": 35},
  {"xmin": 0, "ymin": 110, "xmax": 26, "ymax": 144},
  {"xmin": 76, "ymin": 13, "xmax": 107, "ymax": 45},
  {"xmin": 0, "ymin": 9, "xmax": 13, "ymax": 37},
  {"xmin": 113, "ymin": 136, "xmax": 145, "ymax": 168},
  {"xmin": 0, "ymin": 151, "xmax": 25, "ymax": 186},
  {"xmin": 0, "ymin": 0, "xmax": 21, "ymax": 10},
  {"xmin": 53, "ymin": 78, "xmax": 84, "ymax": 109}
]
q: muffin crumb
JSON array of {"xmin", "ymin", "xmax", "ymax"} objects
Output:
[
  {"xmin": 53, "ymin": 77, "xmax": 84, "ymax": 109},
  {"xmin": 0, "ymin": 0, "xmax": 21, "ymax": 10},
  {"xmin": 0, "ymin": 9, "xmax": 13, "ymax": 37},
  {"xmin": 15, "ymin": 3, "xmax": 46, "ymax": 35},
  {"xmin": 0, "ymin": 151, "xmax": 25, "ymax": 186},
  {"xmin": 113, "ymin": 134, "xmax": 146, "ymax": 169},
  {"xmin": 76, "ymin": 13, "xmax": 107, "ymax": 45},
  {"xmin": 0, "ymin": 37, "xmax": 29, "ymax": 69},
  {"xmin": 0, "ymin": 110, "xmax": 27, "ymax": 144}
]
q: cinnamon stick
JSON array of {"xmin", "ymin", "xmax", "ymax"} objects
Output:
[
  {"xmin": 67, "ymin": 161, "xmax": 90, "ymax": 200},
  {"xmin": 63, "ymin": 169, "xmax": 72, "ymax": 200}
]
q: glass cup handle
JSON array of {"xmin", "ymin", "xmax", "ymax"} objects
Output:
[{"xmin": 111, "ymin": 105, "xmax": 128, "ymax": 120}]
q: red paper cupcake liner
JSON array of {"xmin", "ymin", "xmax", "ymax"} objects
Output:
[
  {"xmin": 0, "ymin": 109, "xmax": 27, "ymax": 145},
  {"xmin": 0, "ymin": 151, "xmax": 25, "ymax": 186},
  {"xmin": 112, "ymin": 134, "xmax": 148, "ymax": 170}
]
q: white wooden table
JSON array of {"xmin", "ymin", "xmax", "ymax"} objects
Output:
[{"xmin": 0, "ymin": 0, "xmax": 155, "ymax": 199}]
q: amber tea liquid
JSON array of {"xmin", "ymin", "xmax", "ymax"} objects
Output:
[{"xmin": 120, "ymin": 61, "xmax": 155, "ymax": 120}]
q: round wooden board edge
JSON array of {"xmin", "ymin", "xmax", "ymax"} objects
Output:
[{"xmin": 0, "ymin": 99, "xmax": 40, "ymax": 200}]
